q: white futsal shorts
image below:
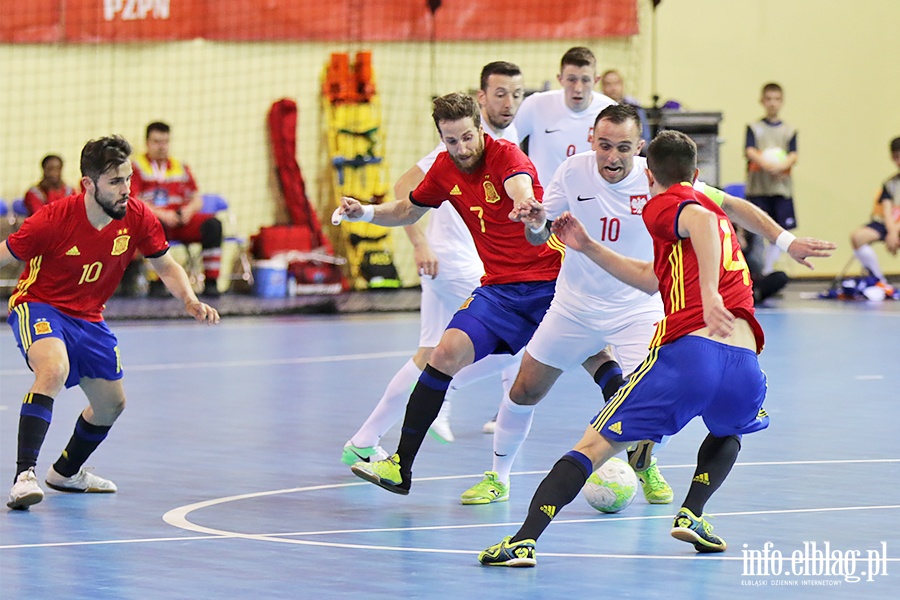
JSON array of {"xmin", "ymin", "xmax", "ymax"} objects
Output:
[
  {"xmin": 525, "ymin": 305, "xmax": 662, "ymax": 374},
  {"xmin": 418, "ymin": 275, "xmax": 480, "ymax": 348}
]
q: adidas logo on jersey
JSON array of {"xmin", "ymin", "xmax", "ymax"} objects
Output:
[
  {"xmin": 66, "ymin": 246, "xmax": 81, "ymax": 256},
  {"xmin": 450, "ymin": 185, "xmax": 462, "ymax": 196},
  {"xmin": 693, "ymin": 472, "xmax": 710, "ymax": 486},
  {"xmin": 539, "ymin": 504, "xmax": 556, "ymax": 519},
  {"xmin": 608, "ymin": 421, "xmax": 623, "ymax": 435}
]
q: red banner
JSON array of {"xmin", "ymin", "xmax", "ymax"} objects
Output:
[
  {"xmin": 3, "ymin": 0, "xmax": 62, "ymax": 43},
  {"xmin": 206, "ymin": 1, "xmax": 431, "ymax": 42},
  {"xmin": 1, "ymin": 1, "xmax": 638, "ymax": 43}
]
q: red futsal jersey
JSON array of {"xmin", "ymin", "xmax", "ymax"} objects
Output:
[
  {"xmin": 130, "ymin": 154, "xmax": 198, "ymax": 210},
  {"xmin": 642, "ymin": 183, "xmax": 765, "ymax": 352},
  {"xmin": 410, "ymin": 135, "xmax": 562, "ymax": 286},
  {"xmin": 6, "ymin": 193, "xmax": 168, "ymax": 322}
]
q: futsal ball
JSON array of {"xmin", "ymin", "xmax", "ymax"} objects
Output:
[
  {"xmin": 582, "ymin": 457, "xmax": 638, "ymax": 514},
  {"xmin": 762, "ymin": 147, "xmax": 788, "ymax": 167},
  {"xmin": 862, "ymin": 284, "xmax": 886, "ymax": 302}
]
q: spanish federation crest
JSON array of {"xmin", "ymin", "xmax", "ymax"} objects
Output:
[
  {"xmin": 111, "ymin": 234, "xmax": 131, "ymax": 256},
  {"xmin": 483, "ymin": 181, "xmax": 500, "ymax": 204},
  {"xmin": 33, "ymin": 320, "xmax": 52, "ymax": 335}
]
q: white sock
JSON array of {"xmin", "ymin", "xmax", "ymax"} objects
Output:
[
  {"xmin": 762, "ymin": 243, "xmax": 783, "ymax": 275},
  {"xmin": 492, "ymin": 396, "xmax": 535, "ymax": 485},
  {"xmin": 854, "ymin": 244, "xmax": 885, "ymax": 281},
  {"xmin": 350, "ymin": 358, "xmax": 420, "ymax": 447},
  {"xmin": 500, "ymin": 362, "xmax": 517, "ymax": 396},
  {"xmin": 450, "ymin": 353, "xmax": 516, "ymax": 390}
]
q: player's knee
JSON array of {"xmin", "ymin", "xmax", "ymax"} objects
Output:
[
  {"xmin": 509, "ymin": 378, "xmax": 544, "ymax": 406},
  {"xmin": 200, "ymin": 217, "xmax": 223, "ymax": 247},
  {"xmin": 112, "ymin": 396, "xmax": 126, "ymax": 418},
  {"xmin": 34, "ymin": 361, "xmax": 69, "ymax": 391},
  {"xmin": 98, "ymin": 395, "xmax": 127, "ymax": 422},
  {"xmin": 412, "ymin": 347, "xmax": 433, "ymax": 368},
  {"xmin": 428, "ymin": 343, "xmax": 472, "ymax": 376}
]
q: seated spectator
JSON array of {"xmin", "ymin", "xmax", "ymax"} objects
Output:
[
  {"xmin": 130, "ymin": 121, "xmax": 223, "ymax": 297},
  {"xmin": 23, "ymin": 155, "xmax": 75, "ymax": 216},
  {"xmin": 849, "ymin": 136, "xmax": 900, "ymax": 296}
]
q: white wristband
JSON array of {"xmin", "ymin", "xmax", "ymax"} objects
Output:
[
  {"xmin": 527, "ymin": 218, "xmax": 547, "ymax": 233},
  {"xmin": 341, "ymin": 204, "xmax": 374, "ymax": 223},
  {"xmin": 775, "ymin": 230, "xmax": 796, "ymax": 252}
]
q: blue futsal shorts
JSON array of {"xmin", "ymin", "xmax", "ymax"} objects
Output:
[
  {"xmin": 591, "ymin": 335, "xmax": 769, "ymax": 443},
  {"xmin": 7, "ymin": 302, "xmax": 123, "ymax": 389},
  {"xmin": 864, "ymin": 220, "xmax": 888, "ymax": 240},
  {"xmin": 446, "ymin": 280, "xmax": 556, "ymax": 362}
]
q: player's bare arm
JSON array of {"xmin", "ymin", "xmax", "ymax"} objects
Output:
[
  {"xmin": 395, "ymin": 165, "xmax": 439, "ymax": 278},
  {"xmin": 334, "ymin": 196, "xmax": 429, "ymax": 227},
  {"xmin": 721, "ymin": 194, "xmax": 835, "ymax": 268},
  {"xmin": 504, "ymin": 172, "xmax": 549, "ymax": 246},
  {"xmin": 552, "ymin": 211, "xmax": 658, "ymax": 294},
  {"xmin": 677, "ymin": 204, "xmax": 734, "ymax": 338},
  {"xmin": 524, "ymin": 220, "xmax": 551, "ymax": 246},
  {"xmin": 406, "ymin": 223, "xmax": 439, "ymax": 278},
  {"xmin": 148, "ymin": 253, "xmax": 220, "ymax": 324},
  {"xmin": 0, "ymin": 240, "xmax": 18, "ymax": 268},
  {"xmin": 504, "ymin": 173, "xmax": 542, "ymax": 223}
]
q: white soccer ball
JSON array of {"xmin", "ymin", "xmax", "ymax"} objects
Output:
[
  {"xmin": 582, "ymin": 456, "xmax": 638, "ymax": 514},
  {"xmin": 762, "ymin": 147, "xmax": 788, "ymax": 168}
]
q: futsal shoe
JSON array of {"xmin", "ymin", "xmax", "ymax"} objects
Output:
[
  {"xmin": 482, "ymin": 413, "xmax": 498, "ymax": 434},
  {"xmin": 45, "ymin": 466, "xmax": 117, "ymax": 493},
  {"xmin": 341, "ymin": 441, "xmax": 388, "ymax": 466},
  {"xmin": 428, "ymin": 401, "xmax": 455, "ymax": 443},
  {"xmin": 350, "ymin": 454, "xmax": 410, "ymax": 495},
  {"xmin": 634, "ymin": 457, "xmax": 674, "ymax": 504},
  {"xmin": 671, "ymin": 508, "xmax": 727, "ymax": 553},
  {"xmin": 7, "ymin": 468, "xmax": 44, "ymax": 510},
  {"xmin": 460, "ymin": 471, "xmax": 509, "ymax": 505},
  {"xmin": 478, "ymin": 536, "xmax": 536, "ymax": 567}
]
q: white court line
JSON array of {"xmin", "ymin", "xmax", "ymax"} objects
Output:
[
  {"xmin": 4, "ymin": 459, "xmax": 898, "ymax": 558},
  {"xmin": 0, "ymin": 349, "xmax": 414, "ymax": 376}
]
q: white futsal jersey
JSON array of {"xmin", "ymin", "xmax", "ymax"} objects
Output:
[
  {"xmin": 543, "ymin": 152, "xmax": 662, "ymax": 326},
  {"xmin": 415, "ymin": 120, "xmax": 519, "ymax": 283},
  {"xmin": 515, "ymin": 89, "xmax": 616, "ymax": 186}
]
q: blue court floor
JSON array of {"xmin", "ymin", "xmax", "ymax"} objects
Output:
[{"xmin": 1, "ymin": 301, "xmax": 898, "ymax": 599}]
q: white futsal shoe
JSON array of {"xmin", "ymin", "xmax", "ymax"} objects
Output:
[
  {"xmin": 7, "ymin": 468, "xmax": 45, "ymax": 509},
  {"xmin": 45, "ymin": 466, "xmax": 117, "ymax": 493}
]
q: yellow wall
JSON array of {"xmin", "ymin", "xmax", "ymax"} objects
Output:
[
  {"xmin": 1, "ymin": 0, "xmax": 898, "ymax": 281},
  {"xmin": 647, "ymin": 0, "xmax": 900, "ymax": 277}
]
